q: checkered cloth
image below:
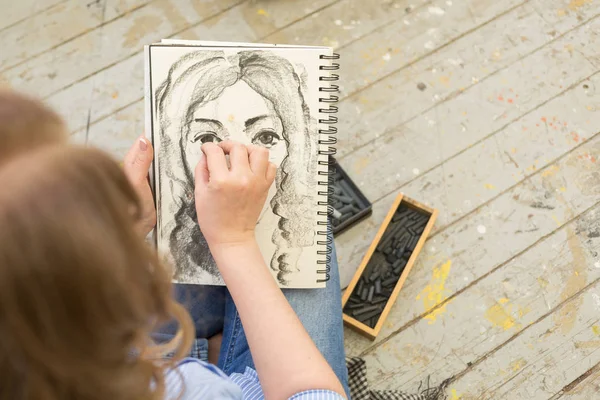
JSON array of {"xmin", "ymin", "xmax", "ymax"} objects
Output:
[{"xmin": 346, "ymin": 357, "xmax": 447, "ymax": 400}]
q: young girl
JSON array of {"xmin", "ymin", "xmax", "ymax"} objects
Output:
[{"xmin": 0, "ymin": 139, "xmax": 348, "ymax": 399}]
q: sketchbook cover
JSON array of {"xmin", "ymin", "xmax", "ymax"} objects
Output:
[{"xmin": 145, "ymin": 42, "xmax": 332, "ymax": 288}]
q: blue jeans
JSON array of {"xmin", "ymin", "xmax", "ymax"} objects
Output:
[{"xmin": 165, "ymin": 238, "xmax": 350, "ymax": 398}]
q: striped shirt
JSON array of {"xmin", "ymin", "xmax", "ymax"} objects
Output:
[{"xmin": 165, "ymin": 358, "xmax": 345, "ymax": 399}]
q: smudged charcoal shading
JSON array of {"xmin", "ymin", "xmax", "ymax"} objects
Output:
[
  {"xmin": 343, "ymin": 201, "xmax": 433, "ymax": 328},
  {"xmin": 155, "ymin": 49, "xmax": 318, "ymax": 287}
]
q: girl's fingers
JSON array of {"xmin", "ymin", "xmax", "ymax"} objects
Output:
[
  {"xmin": 218, "ymin": 141, "xmax": 250, "ymax": 172},
  {"xmin": 201, "ymin": 142, "xmax": 229, "ymax": 178},
  {"xmin": 194, "ymin": 152, "xmax": 209, "ymax": 185},
  {"xmin": 124, "ymin": 136, "xmax": 153, "ymax": 184},
  {"xmin": 247, "ymin": 144, "xmax": 269, "ymax": 176},
  {"xmin": 266, "ymin": 162, "xmax": 277, "ymax": 184}
]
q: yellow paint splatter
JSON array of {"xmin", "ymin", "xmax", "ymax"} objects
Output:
[
  {"xmin": 593, "ymin": 325, "xmax": 600, "ymax": 336},
  {"xmin": 354, "ymin": 157, "xmax": 370, "ymax": 174},
  {"xmin": 485, "ymin": 298, "xmax": 519, "ymax": 331},
  {"xmin": 554, "ymin": 224, "xmax": 588, "ymax": 334},
  {"xmin": 510, "ymin": 358, "xmax": 527, "ymax": 371},
  {"xmin": 484, "ymin": 183, "xmax": 496, "ymax": 190},
  {"xmin": 541, "ymin": 165, "xmax": 560, "ymax": 178},
  {"xmin": 256, "ymin": 8, "xmax": 268, "ymax": 16},
  {"xmin": 511, "ymin": 147, "xmax": 517, "ymax": 154},
  {"xmin": 439, "ymin": 75, "xmax": 450, "ymax": 86},
  {"xmin": 537, "ymin": 276, "xmax": 549, "ymax": 288},
  {"xmin": 568, "ymin": 0, "xmax": 592, "ymax": 11},
  {"xmin": 416, "ymin": 260, "xmax": 452, "ymax": 324},
  {"xmin": 450, "ymin": 389, "xmax": 461, "ymax": 399},
  {"xmin": 559, "ymin": 187, "xmax": 567, "ymax": 192},
  {"xmin": 228, "ymin": 114, "xmax": 235, "ymax": 122},
  {"xmin": 551, "ymin": 215, "xmax": 562, "ymax": 226},
  {"xmin": 557, "ymin": 8, "xmax": 567, "ymax": 17}
]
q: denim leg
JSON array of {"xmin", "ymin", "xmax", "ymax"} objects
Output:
[
  {"xmin": 218, "ymin": 236, "xmax": 350, "ymax": 398},
  {"xmin": 157, "ymin": 284, "xmax": 227, "ymax": 339}
]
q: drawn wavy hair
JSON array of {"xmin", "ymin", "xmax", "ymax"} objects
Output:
[{"xmin": 155, "ymin": 50, "xmax": 317, "ymax": 285}]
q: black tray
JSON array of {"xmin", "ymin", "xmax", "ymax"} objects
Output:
[{"xmin": 330, "ymin": 158, "xmax": 373, "ymax": 235}]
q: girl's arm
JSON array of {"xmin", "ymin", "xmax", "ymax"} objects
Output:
[{"xmin": 194, "ymin": 141, "xmax": 346, "ymax": 400}]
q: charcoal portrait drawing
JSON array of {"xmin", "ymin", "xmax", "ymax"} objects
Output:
[{"xmin": 153, "ymin": 49, "xmax": 319, "ymax": 286}]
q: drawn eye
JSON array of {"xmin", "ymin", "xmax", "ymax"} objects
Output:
[
  {"xmin": 253, "ymin": 130, "xmax": 281, "ymax": 148},
  {"xmin": 191, "ymin": 132, "xmax": 222, "ymax": 144}
]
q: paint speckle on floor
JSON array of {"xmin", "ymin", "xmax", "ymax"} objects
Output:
[
  {"xmin": 412, "ymin": 168, "xmax": 420, "ymax": 175},
  {"xmin": 416, "ymin": 260, "xmax": 452, "ymax": 324},
  {"xmin": 334, "ymin": 19, "xmax": 342, "ymax": 25},
  {"xmin": 382, "ymin": 53, "xmax": 391, "ymax": 61},
  {"xmin": 477, "ymin": 225, "xmax": 487, "ymax": 234},
  {"xmin": 485, "ymin": 298, "xmax": 517, "ymax": 331},
  {"xmin": 428, "ymin": 6, "xmax": 445, "ymax": 15},
  {"xmin": 417, "ymin": 82, "xmax": 427, "ymax": 91}
]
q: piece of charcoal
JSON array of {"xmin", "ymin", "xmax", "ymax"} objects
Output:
[
  {"xmin": 356, "ymin": 308, "xmax": 383, "ymax": 323},
  {"xmin": 360, "ymin": 287, "xmax": 368, "ymax": 301},
  {"xmin": 382, "ymin": 277, "xmax": 397, "ymax": 287},
  {"xmin": 377, "ymin": 227, "xmax": 401, "ymax": 251},
  {"xmin": 338, "ymin": 204, "xmax": 355, "ymax": 215},
  {"xmin": 332, "ymin": 194, "xmax": 354, "ymax": 204},
  {"xmin": 344, "ymin": 302, "xmax": 363, "ymax": 310},
  {"xmin": 367, "ymin": 285, "xmax": 375, "ymax": 302},
  {"xmin": 375, "ymin": 279, "xmax": 382, "ymax": 295},
  {"xmin": 369, "ymin": 269, "xmax": 381, "ymax": 282},
  {"xmin": 407, "ymin": 234, "xmax": 420, "ymax": 251},
  {"xmin": 386, "ymin": 254, "xmax": 397, "ymax": 264},
  {"xmin": 332, "ymin": 185, "xmax": 342, "ymax": 195},
  {"xmin": 395, "ymin": 245, "xmax": 407, "ymax": 259},
  {"xmin": 357, "ymin": 278, "xmax": 365, "ymax": 295},
  {"xmin": 394, "ymin": 265, "xmax": 405, "ymax": 276},
  {"xmin": 338, "ymin": 180, "xmax": 354, "ymax": 197},
  {"xmin": 350, "ymin": 205, "xmax": 361, "ymax": 213},
  {"xmin": 331, "ymin": 208, "xmax": 342, "ymax": 220},
  {"xmin": 348, "ymin": 297, "xmax": 360, "ymax": 304},
  {"xmin": 333, "ymin": 200, "xmax": 343, "ymax": 209},
  {"xmin": 372, "ymin": 295, "xmax": 388, "ymax": 304},
  {"xmin": 353, "ymin": 303, "xmax": 382, "ymax": 317},
  {"xmin": 392, "ymin": 258, "xmax": 405, "ymax": 270}
]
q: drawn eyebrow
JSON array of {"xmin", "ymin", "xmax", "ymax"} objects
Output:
[
  {"xmin": 193, "ymin": 118, "xmax": 223, "ymax": 128},
  {"xmin": 245, "ymin": 115, "xmax": 270, "ymax": 128}
]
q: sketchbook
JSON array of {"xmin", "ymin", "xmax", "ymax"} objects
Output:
[{"xmin": 144, "ymin": 40, "xmax": 339, "ymax": 288}]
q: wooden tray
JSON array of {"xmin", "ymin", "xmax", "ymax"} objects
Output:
[{"xmin": 341, "ymin": 193, "xmax": 438, "ymax": 340}]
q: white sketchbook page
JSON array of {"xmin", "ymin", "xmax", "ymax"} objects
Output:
[
  {"xmin": 159, "ymin": 39, "xmax": 329, "ymax": 50},
  {"xmin": 148, "ymin": 45, "xmax": 330, "ymax": 288}
]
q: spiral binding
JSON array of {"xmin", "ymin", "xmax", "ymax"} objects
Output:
[{"xmin": 316, "ymin": 53, "xmax": 339, "ymax": 283}]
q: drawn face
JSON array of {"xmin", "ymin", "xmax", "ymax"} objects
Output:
[
  {"xmin": 184, "ymin": 81, "xmax": 288, "ymax": 221},
  {"xmin": 184, "ymin": 80, "xmax": 287, "ymax": 174}
]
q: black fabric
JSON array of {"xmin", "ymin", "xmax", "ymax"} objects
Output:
[{"xmin": 346, "ymin": 357, "xmax": 448, "ymax": 400}]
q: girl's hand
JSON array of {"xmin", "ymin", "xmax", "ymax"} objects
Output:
[
  {"xmin": 194, "ymin": 141, "xmax": 276, "ymax": 250},
  {"xmin": 123, "ymin": 136, "xmax": 156, "ymax": 236}
]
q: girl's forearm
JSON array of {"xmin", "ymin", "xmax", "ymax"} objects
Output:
[{"xmin": 210, "ymin": 240, "xmax": 345, "ymax": 400}]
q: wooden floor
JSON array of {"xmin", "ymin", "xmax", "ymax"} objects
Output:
[{"xmin": 3, "ymin": 0, "xmax": 600, "ymax": 398}]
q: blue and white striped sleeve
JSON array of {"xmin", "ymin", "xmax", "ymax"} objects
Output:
[{"xmin": 288, "ymin": 389, "xmax": 346, "ymax": 400}]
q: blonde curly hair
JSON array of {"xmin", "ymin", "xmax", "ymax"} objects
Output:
[{"xmin": 0, "ymin": 146, "xmax": 193, "ymax": 400}]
